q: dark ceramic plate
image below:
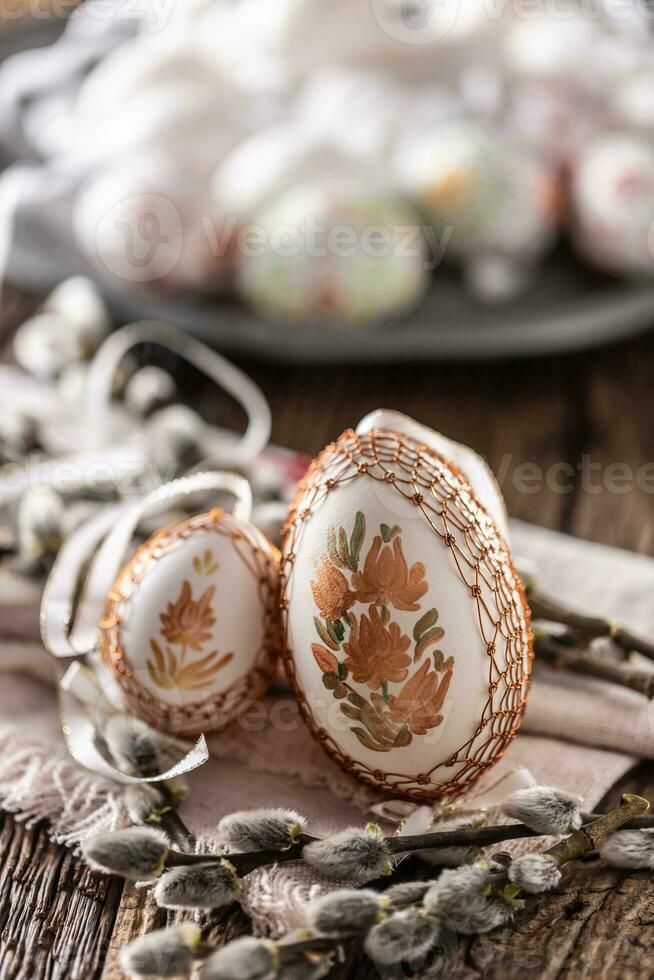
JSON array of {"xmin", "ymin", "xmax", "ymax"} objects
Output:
[{"xmin": 3, "ymin": 17, "xmax": 654, "ymax": 362}]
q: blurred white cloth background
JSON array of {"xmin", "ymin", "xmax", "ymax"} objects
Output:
[{"xmin": 0, "ymin": 1, "xmax": 141, "ymax": 290}]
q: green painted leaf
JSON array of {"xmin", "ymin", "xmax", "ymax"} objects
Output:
[
  {"xmin": 349, "ymin": 511, "xmax": 366, "ymax": 569},
  {"xmin": 340, "ymin": 703, "xmax": 361, "ymax": 722},
  {"xmin": 337, "ymin": 661, "xmax": 347, "ymax": 681},
  {"xmin": 351, "ymin": 727, "xmax": 390, "ymax": 753},
  {"xmin": 314, "ymin": 617, "xmax": 339, "ymax": 651},
  {"xmin": 394, "ymin": 726, "xmax": 413, "ymax": 748},
  {"xmin": 380, "ymin": 524, "xmax": 401, "ymax": 543},
  {"xmin": 327, "ymin": 526, "xmax": 342, "ymax": 568},
  {"xmin": 332, "ymin": 619, "xmax": 345, "ymax": 643},
  {"xmin": 338, "ymin": 526, "xmax": 355, "ymax": 571},
  {"xmin": 413, "ymin": 607, "xmax": 439, "ymax": 642},
  {"xmin": 322, "ymin": 672, "xmax": 340, "ymax": 691},
  {"xmin": 414, "ymin": 626, "xmax": 446, "ymax": 661},
  {"xmin": 326, "ymin": 620, "xmax": 341, "ymax": 646}
]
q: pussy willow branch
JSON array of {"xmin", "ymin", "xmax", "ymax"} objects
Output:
[
  {"xmin": 534, "ymin": 630, "xmax": 654, "ymax": 699},
  {"xmin": 527, "ymin": 587, "xmax": 654, "ymax": 663},
  {"xmin": 160, "ymin": 796, "xmax": 652, "ymax": 971},
  {"xmin": 152, "ymin": 786, "xmax": 196, "ymax": 851},
  {"xmin": 159, "ymin": 809, "xmax": 654, "ymax": 877},
  {"xmin": 545, "ymin": 794, "xmax": 649, "ymax": 865},
  {"xmin": 484, "ymin": 795, "xmax": 651, "ymax": 899}
]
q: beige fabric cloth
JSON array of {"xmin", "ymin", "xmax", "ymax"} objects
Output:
[{"xmin": 0, "ymin": 519, "xmax": 652, "ymax": 933}]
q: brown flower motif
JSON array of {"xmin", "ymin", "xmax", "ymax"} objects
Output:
[
  {"xmin": 352, "ymin": 535, "xmax": 428, "ymax": 612},
  {"xmin": 343, "ymin": 606, "xmax": 411, "ymax": 690},
  {"xmin": 311, "ymin": 557, "xmax": 355, "ymax": 622},
  {"xmin": 160, "ymin": 580, "xmax": 216, "ymax": 652},
  {"xmin": 372, "ymin": 660, "xmax": 452, "ymax": 736}
]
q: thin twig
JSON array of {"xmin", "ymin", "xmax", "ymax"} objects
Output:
[
  {"xmin": 546, "ymin": 794, "xmax": 650, "ymax": 865},
  {"xmin": 534, "ymin": 631, "xmax": 654, "ymax": 699},
  {"xmin": 528, "ymin": 588, "xmax": 654, "ymax": 662}
]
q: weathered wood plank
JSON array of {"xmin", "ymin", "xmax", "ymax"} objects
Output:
[
  {"xmin": 567, "ymin": 337, "xmax": 654, "ymax": 556},
  {"xmin": 0, "ymin": 815, "xmax": 123, "ymax": 980}
]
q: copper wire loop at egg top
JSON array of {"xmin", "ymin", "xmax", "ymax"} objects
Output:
[
  {"xmin": 280, "ymin": 428, "xmax": 534, "ymax": 804},
  {"xmin": 100, "ymin": 509, "xmax": 281, "ymax": 737}
]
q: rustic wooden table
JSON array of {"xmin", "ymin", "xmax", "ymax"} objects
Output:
[{"xmin": 1, "ymin": 287, "xmax": 654, "ymax": 979}]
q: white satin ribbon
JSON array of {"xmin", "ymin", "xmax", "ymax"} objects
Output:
[
  {"xmin": 0, "ymin": 443, "xmax": 148, "ymax": 511},
  {"xmin": 86, "ymin": 320, "xmax": 271, "ymax": 466},
  {"xmin": 59, "ymin": 662, "xmax": 209, "ymax": 785}
]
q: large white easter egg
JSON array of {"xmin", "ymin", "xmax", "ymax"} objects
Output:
[
  {"xmin": 100, "ymin": 508, "xmax": 280, "ymax": 737},
  {"xmin": 281, "ymin": 413, "xmax": 532, "ymax": 802}
]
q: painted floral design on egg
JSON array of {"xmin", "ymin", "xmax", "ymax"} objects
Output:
[
  {"xmin": 100, "ymin": 509, "xmax": 280, "ymax": 737},
  {"xmin": 309, "ymin": 513, "xmax": 453, "ymax": 753},
  {"xmin": 147, "ymin": 575, "xmax": 235, "ymax": 694}
]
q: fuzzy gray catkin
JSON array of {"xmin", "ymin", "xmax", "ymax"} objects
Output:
[
  {"xmin": 424, "ymin": 864, "xmax": 512, "ymax": 935},
  {"xmin": 501, "ymin": 785, "xmax": 583, "ymax": 835},
  {"xmin": 303, "ymin": 824, "xmax": 392, "ymax": 882},
  {"xmin": 508, "ymin": 853, "xmax": 561, "ymax": 894},
  {"xmin": 600, "ymin": 829, "xmax": 654, "ymax": 870},
  {"xmin": 81, "ymin": 827, "xmax": 168, "ymax": 881},
  {"xmin": 199, "ymin": 937, "xmax": 277, "ymax": 980},
  {"xmin": 154, "ymin": 861, "xmax": 239, "ymax": 911},
  {"xmin": 364, "ymin": 909, "xmax": 442, "ymax": 968},
  {"xmin": 218, "ymin": 808, "xmax": 306, "ymax": 852},
  {"xmin": 307, "ymin": 888, "xmax": 386, "ymax": 936},
  {"xmin": 120, "ymin": 923, "xmax": 200, "ymax": 979}
]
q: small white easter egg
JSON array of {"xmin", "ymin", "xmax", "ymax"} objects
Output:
[
  {"xmin": 281, "ymin": 415, "xmax": 532, "ymax": 803},
  {"xmin": 237, "ymin": 180, "xmax": 429, "ymax": 323},
  {"xmin": 571, "ymin": 134, "xmax": 654, "ymax": 276},
  {"xmin": 100, "ymin": 508, "xmax": 280, "ymax": 737}
]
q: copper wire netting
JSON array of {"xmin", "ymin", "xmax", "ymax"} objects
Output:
[
  {"xmin": 281, "ymin": 428, "xmax": 534, "ymax": 803},
  {"xmin": 100, "ymin": 509, "xmax": 280, "ymax": 737}
]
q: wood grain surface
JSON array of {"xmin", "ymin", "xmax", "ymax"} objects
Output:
[{"xmin": 2, "ymin": 288, "xmax": 654, "ymax": 979}]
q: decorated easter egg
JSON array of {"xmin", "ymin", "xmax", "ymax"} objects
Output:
[
  {"xmin": 393, "ymin": 121, "xmax": 559, "ymax": 300},
  {"xmin": 281, "ymin": 411, "xmax": 532, "ymax": 803},
  {"xmin": 100, "ymin": 508, "xmax": 280, "ymax": 737},
  {"xmin": 571, "ymin": 134, "xmax": 654, "ymax": 276},
  {"xmin": 237, "ymin": 180, "xmax": 429, "ymax": 323}
]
